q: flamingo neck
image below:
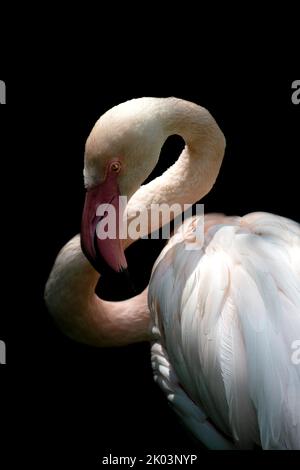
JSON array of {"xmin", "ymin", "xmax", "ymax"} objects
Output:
[
  {"xmin": 45, "ymin": 235, "xmax": 151, "ymax": 346},
  {"xmin": 45, "ymin": 98, "xmax": 225, "ymax": 347},
  {"xmin": 126, "ymin": 98, "xmax": 225, "ymax": 230}
]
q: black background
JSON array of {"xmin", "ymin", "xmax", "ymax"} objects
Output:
[{"xmin": 1, "ymin": 49, "xmax": 299, "ymax": 467}]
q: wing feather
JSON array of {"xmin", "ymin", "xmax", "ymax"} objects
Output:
[{"xmin": 149, "ymin": 212, "xmax": 300, "ymax": 449}]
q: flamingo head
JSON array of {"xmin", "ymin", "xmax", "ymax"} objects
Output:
[{"xmin": 81, "ymin": 98, "xmax": 165, "ymax": 274}]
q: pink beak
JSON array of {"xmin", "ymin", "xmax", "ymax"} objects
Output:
[{"xmin": 81, "ymin": 172, "xmax": 127, "ymax": 274}]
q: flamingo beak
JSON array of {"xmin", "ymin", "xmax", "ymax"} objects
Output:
[{"xmin": 81, "ymin": 172, "xmax": 127, "ymax": 274}]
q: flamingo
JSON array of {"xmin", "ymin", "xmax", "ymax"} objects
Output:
[{"xmin": 45, "ymin": 97, "xmax": 300, "ymax": 449}]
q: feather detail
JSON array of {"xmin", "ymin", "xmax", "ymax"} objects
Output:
[{"xmin": 149, "ymin": 212, "xmax": 300, "ymax": 449}]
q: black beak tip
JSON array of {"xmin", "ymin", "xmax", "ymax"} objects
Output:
[{"xmin": 119, "ymin": 267, "xmax": 137, "ymax": 296}]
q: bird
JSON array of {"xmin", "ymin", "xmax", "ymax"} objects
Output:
[{"xmin": 45, "ymin": 97, "xmax": 300, "ymax": 450}]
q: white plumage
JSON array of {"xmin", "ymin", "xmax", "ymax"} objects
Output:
[
  {"xmin": 149, "ymin": 212, "xmax": 300, "ymax": 449},
  {"xmin": 45, "ymin": 97, "xmax": 300, "ymax": 450}
]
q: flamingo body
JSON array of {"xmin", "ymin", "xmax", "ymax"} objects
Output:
[
  {"xmin": 149, "ymin": 212, "xmax": 300, "ymax": 449},
  {"xmin": 45, "ymin": 97, "xmax": 300, "ymax": 450}
]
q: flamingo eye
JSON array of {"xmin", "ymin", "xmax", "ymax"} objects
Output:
[{"xmin": 110, "ymin": 161, "xmax": 121, "ymax": 173}]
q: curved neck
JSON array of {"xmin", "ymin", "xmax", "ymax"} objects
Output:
[
  {"xmin": 45, "ymin": 98, "xmax": 225, "ymax": 347},
  {"xmin": 126, "ymin": 98, "xmax": 225, "ymax": 231},
  {"xmin": 162, "ymin": 98, "xmax": 225, "ymax": 203},
  {"xmin": 45, "ymin": 235, "xmax": 151, "ymax": 346}
]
